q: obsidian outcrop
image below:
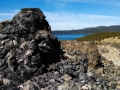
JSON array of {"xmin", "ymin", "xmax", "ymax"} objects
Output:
[{"xmin": 0, "ymin": 8, "xmax": 60, "ymax": 89}]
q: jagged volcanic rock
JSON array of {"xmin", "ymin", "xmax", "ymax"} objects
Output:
[
  {"xmin": 18, "ymin": 50, "xmax": 109, "ymax": 90},
  {"xmin": 0, "ymin": 8, "xmax": 60, "ymax": 89}
]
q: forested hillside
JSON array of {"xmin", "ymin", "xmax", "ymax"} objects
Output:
[{"xmin": 52, "ymin": 25, "xmax": 120, "ymax": 35}]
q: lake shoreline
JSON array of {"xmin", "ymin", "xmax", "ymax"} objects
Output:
[{"xmin": 54, "ymin": 34, "xmax": 88, "ymax": 40}]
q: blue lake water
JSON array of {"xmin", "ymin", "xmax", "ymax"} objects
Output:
[{"xmin": 54, "ymin": 34, "xmax": 87, "ymax": 40}]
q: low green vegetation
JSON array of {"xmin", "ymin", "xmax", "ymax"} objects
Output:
[{"xmin": 76, "ymin": 32, "xmax": 120, "ymax": 41}]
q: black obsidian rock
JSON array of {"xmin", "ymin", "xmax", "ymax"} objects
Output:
[{"xmin": 0, "ymin": 8, "xmax": 60, "ymax": 89}]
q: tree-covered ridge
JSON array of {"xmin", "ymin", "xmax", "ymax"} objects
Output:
[
  {"xmin": 52, "ymin": 25, "xmax": 120, "ymax": 35},
  {"xmin": 76, "ymin": 32, "xmax": 120, "ymax": 41}
]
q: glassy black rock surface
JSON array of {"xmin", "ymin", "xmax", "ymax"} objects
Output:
[{"xmin": 0, "ymin": 8, "xmax": 61, "ymax": 90}]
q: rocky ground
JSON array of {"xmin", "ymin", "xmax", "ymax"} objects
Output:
[
  {"xmin": 17, "ymin": 40, "xmax": 120, "ymax": 90},
  {"xmin": 60, "ymin": 40, "xmax": 120, "ymax": 90},
  {"xmin": 0, "ymin": 8, "xmax": 120, "ymax": 90}
]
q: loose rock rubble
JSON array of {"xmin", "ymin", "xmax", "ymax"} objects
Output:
[
  {"xmin": 61, "ymin": 40, "xmax": 120, "ymax": 90},
  {"xmin": 18, "ymin": 50, "xmax": 109, "ymax": 90},
  {"xmin": 61, "ymin": 41, "xmax": 103, "ymax": 70}
]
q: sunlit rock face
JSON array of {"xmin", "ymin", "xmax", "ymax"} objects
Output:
[{"xmin": 0, "ymin": 8, "xmax": 60, "ymax": 89}]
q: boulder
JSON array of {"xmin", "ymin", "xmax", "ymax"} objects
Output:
[{"xmin": 0, "ymin": 8, "xmax": 60, "ymax": 89}]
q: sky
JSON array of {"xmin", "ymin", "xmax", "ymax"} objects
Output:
[{"xmin": 0, "ymin": 0, "xmax": 120, "ymax": 30}]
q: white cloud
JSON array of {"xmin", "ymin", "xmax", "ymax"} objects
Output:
[
  {"xmin": 1, "ymin": 10, "xmax": 120, "ymax": 31},
  {"xmin": 0, "ymin": 10, "xmax": 19, "ymax": 21},
  {"xmin": 48, "ymin": 0, "xmax": 120, "ymax": 7},
  {"xmin": 44, "ymin": 11, "xmax": 120, "ymax": 30}
]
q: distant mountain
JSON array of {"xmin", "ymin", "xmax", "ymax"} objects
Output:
[{"xmin": 52, "ymin": 25, "xmax": 120, "ymax": 35}]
